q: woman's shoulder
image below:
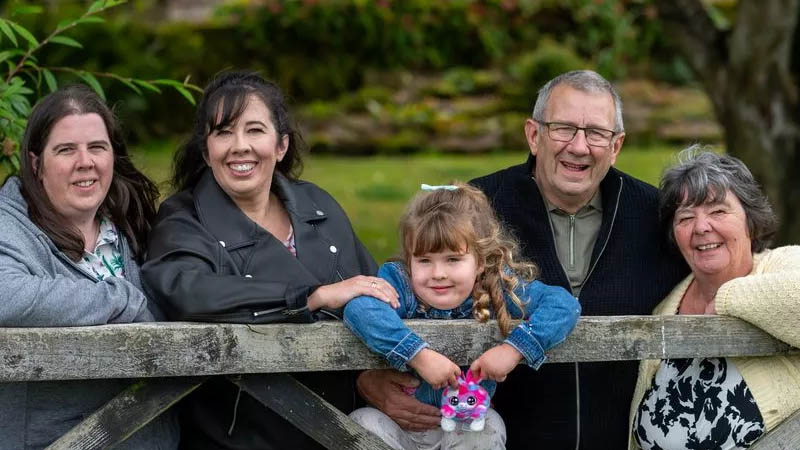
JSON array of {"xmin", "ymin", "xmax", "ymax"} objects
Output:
[
  {"xmin": 759, "ymin": 245, "xmax": 800, "ymax": 261},
  {"xmin": 156, "ymin": 188, "xmax": 197, "ymax": 218},
  {"xmin": 753, "ymin": 246, "xmax": 800, "ymax": 272},
  {"xmin": 0, "ymin": 176, "xmax": 27, "ymax": 214},
  {"xmin": 286, "ymin": 178, "xmax": 341, "ymax": 208},
  {"xmin": 0, "ymin": 178, "xmax": 44, "ymax": 241}
]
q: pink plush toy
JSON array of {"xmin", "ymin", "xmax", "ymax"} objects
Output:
[{"xmin": 440, "ymin": 370, "xmax": 490, "ymax": 432}]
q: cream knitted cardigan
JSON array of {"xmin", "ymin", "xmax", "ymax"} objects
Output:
[{"xmin": 627, "ymin": 246, "xmax": 800, "ymax": 450}]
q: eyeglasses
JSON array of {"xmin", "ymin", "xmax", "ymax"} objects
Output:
[{"xmin": 536, "ymin": 120, "xmax": 617, "ymax": 147}]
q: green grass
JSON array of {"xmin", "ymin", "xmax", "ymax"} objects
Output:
[{"xmin": 131, "ymin": 143, "xmax": 681, "ymax": 262}]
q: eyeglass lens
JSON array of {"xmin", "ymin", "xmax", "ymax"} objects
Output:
[{"xmin": 549, "ymin": 124, "xmax": 613, "ymax": 146}]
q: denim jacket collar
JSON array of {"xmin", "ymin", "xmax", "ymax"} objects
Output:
[{"xmin": 416, "ymin": 296, "xmax": 474, "ymax": 319}]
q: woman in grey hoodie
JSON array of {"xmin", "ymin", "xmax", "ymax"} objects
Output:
[{"xmin": 0, "ymin": 85, "xmax": 178, "ymax": 449}]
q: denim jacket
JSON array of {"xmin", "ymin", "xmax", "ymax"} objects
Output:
[{"xmin": 344, "ymin": 262, "xmax": 581, "ymax": 407}]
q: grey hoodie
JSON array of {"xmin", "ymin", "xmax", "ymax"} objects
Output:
[{"xmin": 0, "ymin": 177, "xmax": 178, "ymax": 449}]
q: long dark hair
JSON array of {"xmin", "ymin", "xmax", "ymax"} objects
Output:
[
  {"xmin": 19, "ymin": 84, "xmax": 159, "ymax": 262},
  {"xmin": 172, "ymin": 71, "xmax": 305, "ymax": 192}
]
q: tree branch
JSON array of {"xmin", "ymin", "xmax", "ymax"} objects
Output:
[{"xmin": 5, "ymin": 2, "xmax": 120, "ymax": 84}]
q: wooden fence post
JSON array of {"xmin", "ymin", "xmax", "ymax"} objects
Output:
[
  {"xmin": 46, "ymin": 377, "xmax": 205, "ymax": 450},
  {"xmin": 233, "ymin": 374, "xmax": 396, "ymax": 450}
]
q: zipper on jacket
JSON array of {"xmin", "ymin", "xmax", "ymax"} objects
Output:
[
  {"xmin": 569, "ymin": 214, "xmax": 576, "ymax": 268},
  {"xmin": 538, "ymin": 175, "xmax": 624, "ymax": 450},
  {"xmin": 282, "ymin": 306, "xmax": 309, "ymax": 316},
  {"xmin": 573, "ymin": 177, "xmax": 622, "ymax": 450},
  {"xmin": 252, "ymin": 306, "xmax": 286, "ymax": 318},
  {"xmin": 574, "ymin": 363, "xmax": 580, "ymax": 450},
  {"xmin": 541, "ymin": 196, "xmax": 583, "ymax": 450}
]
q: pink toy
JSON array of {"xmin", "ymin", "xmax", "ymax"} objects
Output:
[{"xmin": 440, "ymin": 370, "xmax": 490, "ymax": 432}]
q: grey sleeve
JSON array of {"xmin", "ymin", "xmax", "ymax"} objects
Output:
[{"xmin": 0, "ymin": 236, "xmax": 152, "ymax": 327}]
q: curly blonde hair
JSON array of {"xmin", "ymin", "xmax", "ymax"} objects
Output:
[{"xmin": 399, "ymin": 182, "xmax": 539, "ymax": 336}]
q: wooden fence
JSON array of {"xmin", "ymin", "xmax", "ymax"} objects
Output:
[{"xmin": 1, "ymin": 316, "xmax": 797, "ymax": 450}]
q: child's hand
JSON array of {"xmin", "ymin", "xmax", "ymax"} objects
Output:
[
  {"xmin": 408, "ymin": 348, "xmax": 460, "ymax": 390},
  {"xmin": 469, "ymin": 343, "xmax": 523, "ymax": 382}
]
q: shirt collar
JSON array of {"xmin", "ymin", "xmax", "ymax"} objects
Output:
[
  {"xmin": 540, "ymin": 187, "xmax": 603, "ymax": 214},
  {"xmin": 416, "ymin": 295, "xmax": 475, "ymax": 319},
  {"xmin": 92, "ymin": 216, "xmax": 119, "ymax": 251}
]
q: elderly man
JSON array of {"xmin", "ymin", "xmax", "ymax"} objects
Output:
[{"xmin": 357, "ymin": 70, "xmax": 688, "ymax": 449}]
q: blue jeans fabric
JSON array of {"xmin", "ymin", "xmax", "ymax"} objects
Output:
[{"xmin": 343, "ymin": 262, "xmax": 581, "ymax": 407}]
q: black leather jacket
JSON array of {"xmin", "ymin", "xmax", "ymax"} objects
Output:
[
  {"xmin": 143, "ymin": 169, "xmax": 376, "ymax": 449},
  {"xmin": 144, "ymin": 169, "xmax": 377, "ymax": 323}
]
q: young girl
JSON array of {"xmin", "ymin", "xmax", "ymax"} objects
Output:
[{"xmin": 343, "ymin": 183, "xmax": 581, "ymax": 450}]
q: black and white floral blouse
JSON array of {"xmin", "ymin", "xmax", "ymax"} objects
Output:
[{"xmin": 634, "ymin": 357, "xmax": 765, "ymax": 450}]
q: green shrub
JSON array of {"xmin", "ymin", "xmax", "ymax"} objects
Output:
[
  {"xmin": 13, "ymin": 0, "xmax": 688, "ymax": 149},
  {"xmin": 0, "ymin": 0, "xmax": 197, "ymax": 175},
  {"xmin": 507, "ymin": 39, "xmax": 588, "ymax": 111}
]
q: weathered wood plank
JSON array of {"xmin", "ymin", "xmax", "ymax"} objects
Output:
[
  {"xmin": 233, "ymin": 374, "xmax": 395, "ymax": 450},
  {"xmin": 0, "ymin": 316, "xmax": 794, "ymax": 381},
  {"xmin": 750, "ymin": 409, "xmax": 800, "ymax": 450},
  {"xmin": 46, "ymin": 377, "xmax": 204, "ymax": 450}
]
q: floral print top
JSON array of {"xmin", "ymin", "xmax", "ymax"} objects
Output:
[
  {"xmin": 282, "ymin": 224, "xmax": 297, "ymax": 257},
  {"xmin": 78, "ymin": 217, "xmax": 125, "ymax": 281},
  {"xmin": 634, "ymin": 357, "xmax": 764, "ymax": 450}
]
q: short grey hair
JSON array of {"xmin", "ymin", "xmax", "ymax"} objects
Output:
[
  {"xmin": 659, "ymin": 145, "xmax": 777, "ymax": 253},
  {"xmin": 532, "ymin": 70, "xmax": 624, "ymax": 133}
]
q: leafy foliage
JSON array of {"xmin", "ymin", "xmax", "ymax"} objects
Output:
[{"xmin": 0, "ymin": 0, "xmax": 200, "ymax": 176}]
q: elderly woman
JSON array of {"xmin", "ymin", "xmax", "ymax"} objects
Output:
[
  {"xmin": 0, "ymin": 85, "xmax": 178, "ymax": 448},
  {"xmin": 143, "ymin": 71, "xmax": 397, "ymax": 449},
  {"xmin": 628, "ymin": 148, "xmax": 800, "ymax": 450}
]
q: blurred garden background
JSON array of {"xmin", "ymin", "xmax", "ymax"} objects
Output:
[{"xmin": 1, "ymin": 0, "xmax": 797, "ymax": 261}]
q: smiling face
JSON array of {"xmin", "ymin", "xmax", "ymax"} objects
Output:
[
  {"xmin": 526, "ymin": 84, "xmax": 624, "ymax": 213},
  {"xmin": 205, "ymin": 95, "xmax": 289, "ymax": 206},
  {"xmin": 34, "ymin": 113, "xmax": 113, "ymax": 226},
  {"xmin": 673, "ymin": 189, "xmax": 754, "ymax": 283},
  {"xmin": 410, "ymin": 248, "xmax": 481, "ymax": 310}
]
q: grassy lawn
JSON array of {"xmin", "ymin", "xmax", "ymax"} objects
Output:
[{"xmin": 132, "ymin": 143, "xmax": 681, "ymax": 262}]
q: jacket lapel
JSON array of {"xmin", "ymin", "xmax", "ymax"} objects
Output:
[
  {"xmin": 272, "ymin": 174, "xmax": 338, "ymax": 284},
  {"xmin": 193, "ymin": 169, "xmax": 258, "ymax": 248},
  {"xmin": 193, "ymin": 169, "xmax": 338, "ymax": 285}
]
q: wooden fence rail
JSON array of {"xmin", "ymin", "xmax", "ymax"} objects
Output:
[{"xmin": 0, "ymin": 316, "xmax": 796, "ymax": 449}]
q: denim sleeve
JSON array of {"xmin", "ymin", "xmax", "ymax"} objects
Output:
[
  {"xmin": 343, "ymin": 263, "xmax": 428, "ymax": 370},
  {"xmin": 504, "ymin": 280, "xmax": 581, "ymax": 369}
]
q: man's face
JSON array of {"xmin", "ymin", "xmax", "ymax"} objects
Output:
[{"xmin": 525, "ymin": 84, "xmax": 624, "ymax": 212}]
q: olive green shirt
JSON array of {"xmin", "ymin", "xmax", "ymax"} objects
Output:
[{"xmin": 542, "ymin": 191, "xmax": 603, "ymax": 298}]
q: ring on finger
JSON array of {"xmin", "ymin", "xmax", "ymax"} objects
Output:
[{"xmin": 371, "ymin": 281, "xmax": 377, "ymax": 289}]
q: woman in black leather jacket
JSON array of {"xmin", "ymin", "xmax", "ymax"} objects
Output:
[{"xmin": 143, "ymin": 71, "xmax": 398, "ymax": 449}]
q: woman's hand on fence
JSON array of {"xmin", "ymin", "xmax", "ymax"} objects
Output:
[
  {"xmin": 308, "ymin": 275, "xmax": 399, "ymax": 311},
  {"xmin": 356, "ymin": 369, "xmax": 441, "ymax": 431},
  {"xmin": 408, "ymin": 348, "xmax": 460, "ymax": 389},
  {"xmin": 469, "ymin": 343, "xmax": 523, "ymax": 382}
]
